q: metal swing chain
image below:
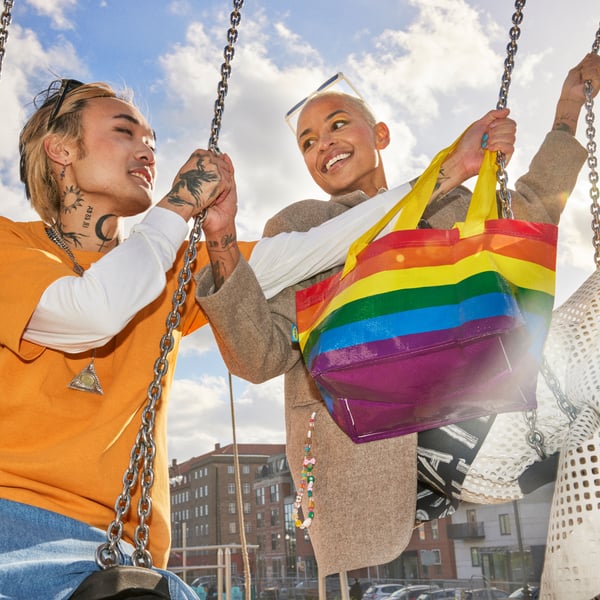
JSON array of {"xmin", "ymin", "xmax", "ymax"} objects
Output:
[
  {"xmin": 494, "ymin": 0, "xmax": 526, "ymax": 219},
  {"xmin": 588, "ymin": 22, "xmax": 600, "ymax": 266},
  {"xmin": 526, "ymin": 25, "xmax": 600, "ymax": 459},
  {"xmin": 96, "ymin": 0, "xmax": 244, "ymax": 570},
  {"xmin": 0, "ymin": 0, "xmax": 14, "ymax": 78}
]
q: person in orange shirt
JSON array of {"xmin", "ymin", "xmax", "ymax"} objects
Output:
[{"xmin": 0, "ymin": 78, "xmax": 406, "ymax": 599}]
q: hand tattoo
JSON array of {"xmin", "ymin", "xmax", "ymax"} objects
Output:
[{"xmin": 167, "ymin": 155, "xmax": 219, "ymax": 209}]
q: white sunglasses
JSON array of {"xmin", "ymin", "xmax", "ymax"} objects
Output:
[{"xmin": 284, "ymin": 72, "xmax": 365, "ymax": 134}]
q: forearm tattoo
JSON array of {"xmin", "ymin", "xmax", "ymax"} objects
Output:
[
  {"xmin": 553, "ymin": 113, "xmax": 576, "ymax": 135},
  {"xmin": 431, "ymin": 167, "xmax": 450, "ymax": 202},
  {"xmin": 207, "ymin": 232, "xmax": 238, "ymax": 290},
  {"xmin": 167, "ymin": 155, "xmax": 219, "ymax": 208}
]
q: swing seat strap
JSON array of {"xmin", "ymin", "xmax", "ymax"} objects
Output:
[{"xmin": 69, "ymin": 566, "xmax": 171, "ymax": 600}]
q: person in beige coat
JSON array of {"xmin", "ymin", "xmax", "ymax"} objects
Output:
[{"xmin": 194, "ymin": 54, "xmax": 598, "ymax": 581}]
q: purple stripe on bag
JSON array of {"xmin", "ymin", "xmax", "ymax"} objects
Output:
[{"xmin": 310, "ymin": 314, "xmax": 520, "ymax": 376}]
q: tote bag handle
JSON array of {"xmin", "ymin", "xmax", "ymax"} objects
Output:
[{"xmin": 341, "ymin": 130, "xmax": 500, "ymax": 278}]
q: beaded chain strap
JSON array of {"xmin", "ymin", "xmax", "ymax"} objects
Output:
[{"xmin": 293, "ymin": 412, "xmax": 316, "ymax": 529}]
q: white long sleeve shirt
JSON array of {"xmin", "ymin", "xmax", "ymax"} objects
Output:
[{"xmin": 24, "ymin": 184, "xmax": 410, "ymax": 352}]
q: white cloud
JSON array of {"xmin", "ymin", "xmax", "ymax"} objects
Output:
[
  {"xmin": 2, "ymin": 0, "xmax": 598, "ymax": 464},
  {"xmin": 25, "ymin": 0, "xmax": 78, "ymax": 30},
  {"xmin": 167, "ymin": 373, "xmax": 285, "ymax": 462}
]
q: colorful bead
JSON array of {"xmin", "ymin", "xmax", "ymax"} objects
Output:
[{"xmin": 293, "ymin": 411, "xmax": 317, "ymax": 530}]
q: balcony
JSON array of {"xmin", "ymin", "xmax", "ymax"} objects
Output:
[{"xmin": 446, "ymin": 521, "xmax": 485, "ymax": 539}]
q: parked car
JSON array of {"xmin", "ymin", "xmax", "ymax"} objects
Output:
[
  {"xmin": 389, "ymin": 586, "xmax": 440, "ymax": 600},
  {"xmin": 362, "ymin": 584, "xmax": 406, "ymax": 600},
  {"xmin": 292, "ymin": 576, "xmax": 348, "ymax": 600},
  {"xmin": 464, "ymin": 589, "xmax": 509, "ymax": 600},
  {"xmin": 417, "ymin": 590, "xmax": 460, "ymax": 600},
  {"xmin": 190, "ymin": 576, "xmax": 246, "ymax": 600},
  {"xmin": 508, "ymin": 587, "xmax": 539, "ymax": 599}
]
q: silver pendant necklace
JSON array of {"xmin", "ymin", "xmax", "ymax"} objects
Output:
[{"xmin": 45, "ymin": 224, "xmax": 104, "ymax": 395}]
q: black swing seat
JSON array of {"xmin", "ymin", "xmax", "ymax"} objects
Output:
[{"xmin": 69, "ymin": 566, "xmax": 172, "ymax": 600}]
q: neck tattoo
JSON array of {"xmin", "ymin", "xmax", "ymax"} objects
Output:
[{"xmin": 45, "ymin": 224, "xmax": 104, "ymax": 395}]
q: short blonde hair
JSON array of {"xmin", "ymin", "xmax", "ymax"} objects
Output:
[
  {"xmin": 19, "ymin": 81, "xmax": 132, "ymax": 224},
  {"xmin": 299, "ymin": 90, "xmax": 377, "ymax": 132}
]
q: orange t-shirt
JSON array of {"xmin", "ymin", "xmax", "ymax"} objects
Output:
[{"xmin": 0, "ymin": 217, "xmax": 255, "ymax": 567}]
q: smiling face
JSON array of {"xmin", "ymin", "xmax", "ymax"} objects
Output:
[
  {"xmin": 65, "ymin": 96, "xmax": 157, "ymax": 218},
  {"xmin": 296, "ymin": 93, "xmax": 390, "ymax": 198}
]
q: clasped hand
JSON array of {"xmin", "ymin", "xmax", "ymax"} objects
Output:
[{"xmin": 167, "ymin": 150, "xmax": 238, "ymax": 227}]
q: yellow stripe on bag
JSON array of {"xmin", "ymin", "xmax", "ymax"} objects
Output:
[
  {"xmin": 341, "ymin": 131, "xmax": 501, "ymax": 278},
  {"xmin": 301, "ymin": 252, "xmax": 555, "ymax": 337}
]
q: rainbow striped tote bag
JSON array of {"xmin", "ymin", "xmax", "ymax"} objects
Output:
[{"xmin": 295, "ymin": 137, "xmax": 557, "ymax": 443}]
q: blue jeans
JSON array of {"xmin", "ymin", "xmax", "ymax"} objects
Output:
[{"xmin": 0, "ymin": 499, "xmax": 199, "ymax": 600}]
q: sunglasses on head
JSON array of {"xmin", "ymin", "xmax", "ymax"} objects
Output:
[
  {"xmin": 45, "ymin": 78, "xmax": 85, "ymax": 130},
  {"xmin": 20, "ymin": 79, "xmax": 85, "ymax": 188},
  {"xmin": 284, "ymin": 72, "xmax": 365, "ymax": 134}
]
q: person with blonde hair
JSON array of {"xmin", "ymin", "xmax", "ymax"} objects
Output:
[
  {"xmin": 1, "ymin": 77, "xmax": 411, "ymax": 598},
  {"xmin": 195, "ymin": 54, "xmax": 600, "ymax": 577}
]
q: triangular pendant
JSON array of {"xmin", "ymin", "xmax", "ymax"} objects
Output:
[{"xmin": 68, "ymin": 360, "xmax": 104, "ymax": 395}]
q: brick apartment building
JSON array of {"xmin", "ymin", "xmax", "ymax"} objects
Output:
[
  {"xmin": 167, "ymin": 442, "xmax": 547, "ymax": 591},
  {"xmin": 168, "ymin": 443, "xmax": 315, "ymax": 587}
]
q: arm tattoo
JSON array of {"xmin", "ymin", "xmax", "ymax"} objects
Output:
[
  {"xmin": 431, "ymin": 167, "xmax": 450, "ymax": 202},
  {"xmin": 211, "ymin": 259, "xmax": 226, "ymax": 290},
  {"xmin": 553, "ymin": 120, "xmax": 575, "ymax": 135}
]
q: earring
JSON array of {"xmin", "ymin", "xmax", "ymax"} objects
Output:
[{"xmin": 60, "ymin": 164, "xmax": 66, "ymax": 180}]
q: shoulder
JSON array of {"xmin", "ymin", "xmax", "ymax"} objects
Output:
[
  {"xmin": 0, "ymin": 217, "xmax": 46, "ymax": 244},
  {"xmin": 263, "ymin": 199, "xmax": 347, "ymax": 237}
]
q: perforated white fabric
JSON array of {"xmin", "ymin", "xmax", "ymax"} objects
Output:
[
  {"xmin": 540, "ymin": 409, "xmax": 600, "ymax": 599},
  {"xmin": 457, "ymin": 269, "xmax": 600, "ymax": 597},
  {"xmin": 461, "ymin": 270, "xmax": 600, "ymax": 504}
]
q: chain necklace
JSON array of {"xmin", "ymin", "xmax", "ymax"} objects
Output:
[{"xmin": 45, "ymin": 224, "xmax": 104, "ymax": 395}]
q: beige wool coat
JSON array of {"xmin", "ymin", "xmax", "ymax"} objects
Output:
[{"xmin": 196, "ymin": 131, "xmax": 586, "ymax": 577}]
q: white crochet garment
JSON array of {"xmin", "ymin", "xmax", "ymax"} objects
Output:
[{"xmin": 460, "ymin": 269, "xmax": 600, "ymax": 598}]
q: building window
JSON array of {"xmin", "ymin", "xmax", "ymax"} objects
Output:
[
  {"xmin": 227, "ymin": 483, "xmax": 235, "ymax": 495},
  {"xmin": 244, "ymin": 502, "xmax": 251, "ymax": 514},
  {"xmin": 256, "ymin": 512, "xmax": 264, "ymax": 528},
  {"xmin": 256, "ymin": 487, "xmax": 265, "ymax": 505},
  {"xmin": 269, "ymin": 484, "xmax": 279, "ymax": 503},
  {"xmin": 242, "ymin": 465, "xmax": 250, "ymax": 474},
  {"xmin": 418, "ymin": 524, "xmax": 426, "ymax": 541},
  {"xmin": 270, "ymin": 508, "xmax": 279, "ymax": 526},
  {"xmin": 243, "ymin": 483, "xmax": 250, "ymax": 495},
  {"xmin": 228, "ymin": 502, "xmax": 236, "ymax": 514},
  {"xmin": 271, "ymin": 533, "xmax": 278, "ymax": 551},
  {"xmin": 471, "ymin": 547, "xmax": 481, "ymax": 567},
  {"xmin": 228, "ymin": 465, "xmax": 235, "ymax": 474},
  {"xmin": 229, "ymin": 522, "xmax": 237, "ymax": 534},
  {"xmin": 430, "ymin": 519, "xmax": 439, "ymax": 540},
  {"xmin": 499, "ymin": 513, "xmax": 511, "ymax": 535}
]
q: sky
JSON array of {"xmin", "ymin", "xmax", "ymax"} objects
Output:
[{"xmin": 0, "ymin": 0, "xmax": 598, "ymax": 463}]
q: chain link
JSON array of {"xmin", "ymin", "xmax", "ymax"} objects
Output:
[
  {"xmin": 208, "ymin": 0, "xmax": 244, "ymax": 153},
  {"xmin": 0, "ymin": 0, "xmax": 14, "ymax": 79},
  {"xmin": 588, "ymin": 22, "xmax": 600, "ymax": 266},
  {"xmin": 526, "ymin": 357, "xmax": 580, "ymax": 460},
  {"xmin": 96, "ymin": 0, "xmax": 244, "ymax": 569},
  {"xmin": 495, "ymin": 0, "xmax": 526, "ymax": 219}
]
